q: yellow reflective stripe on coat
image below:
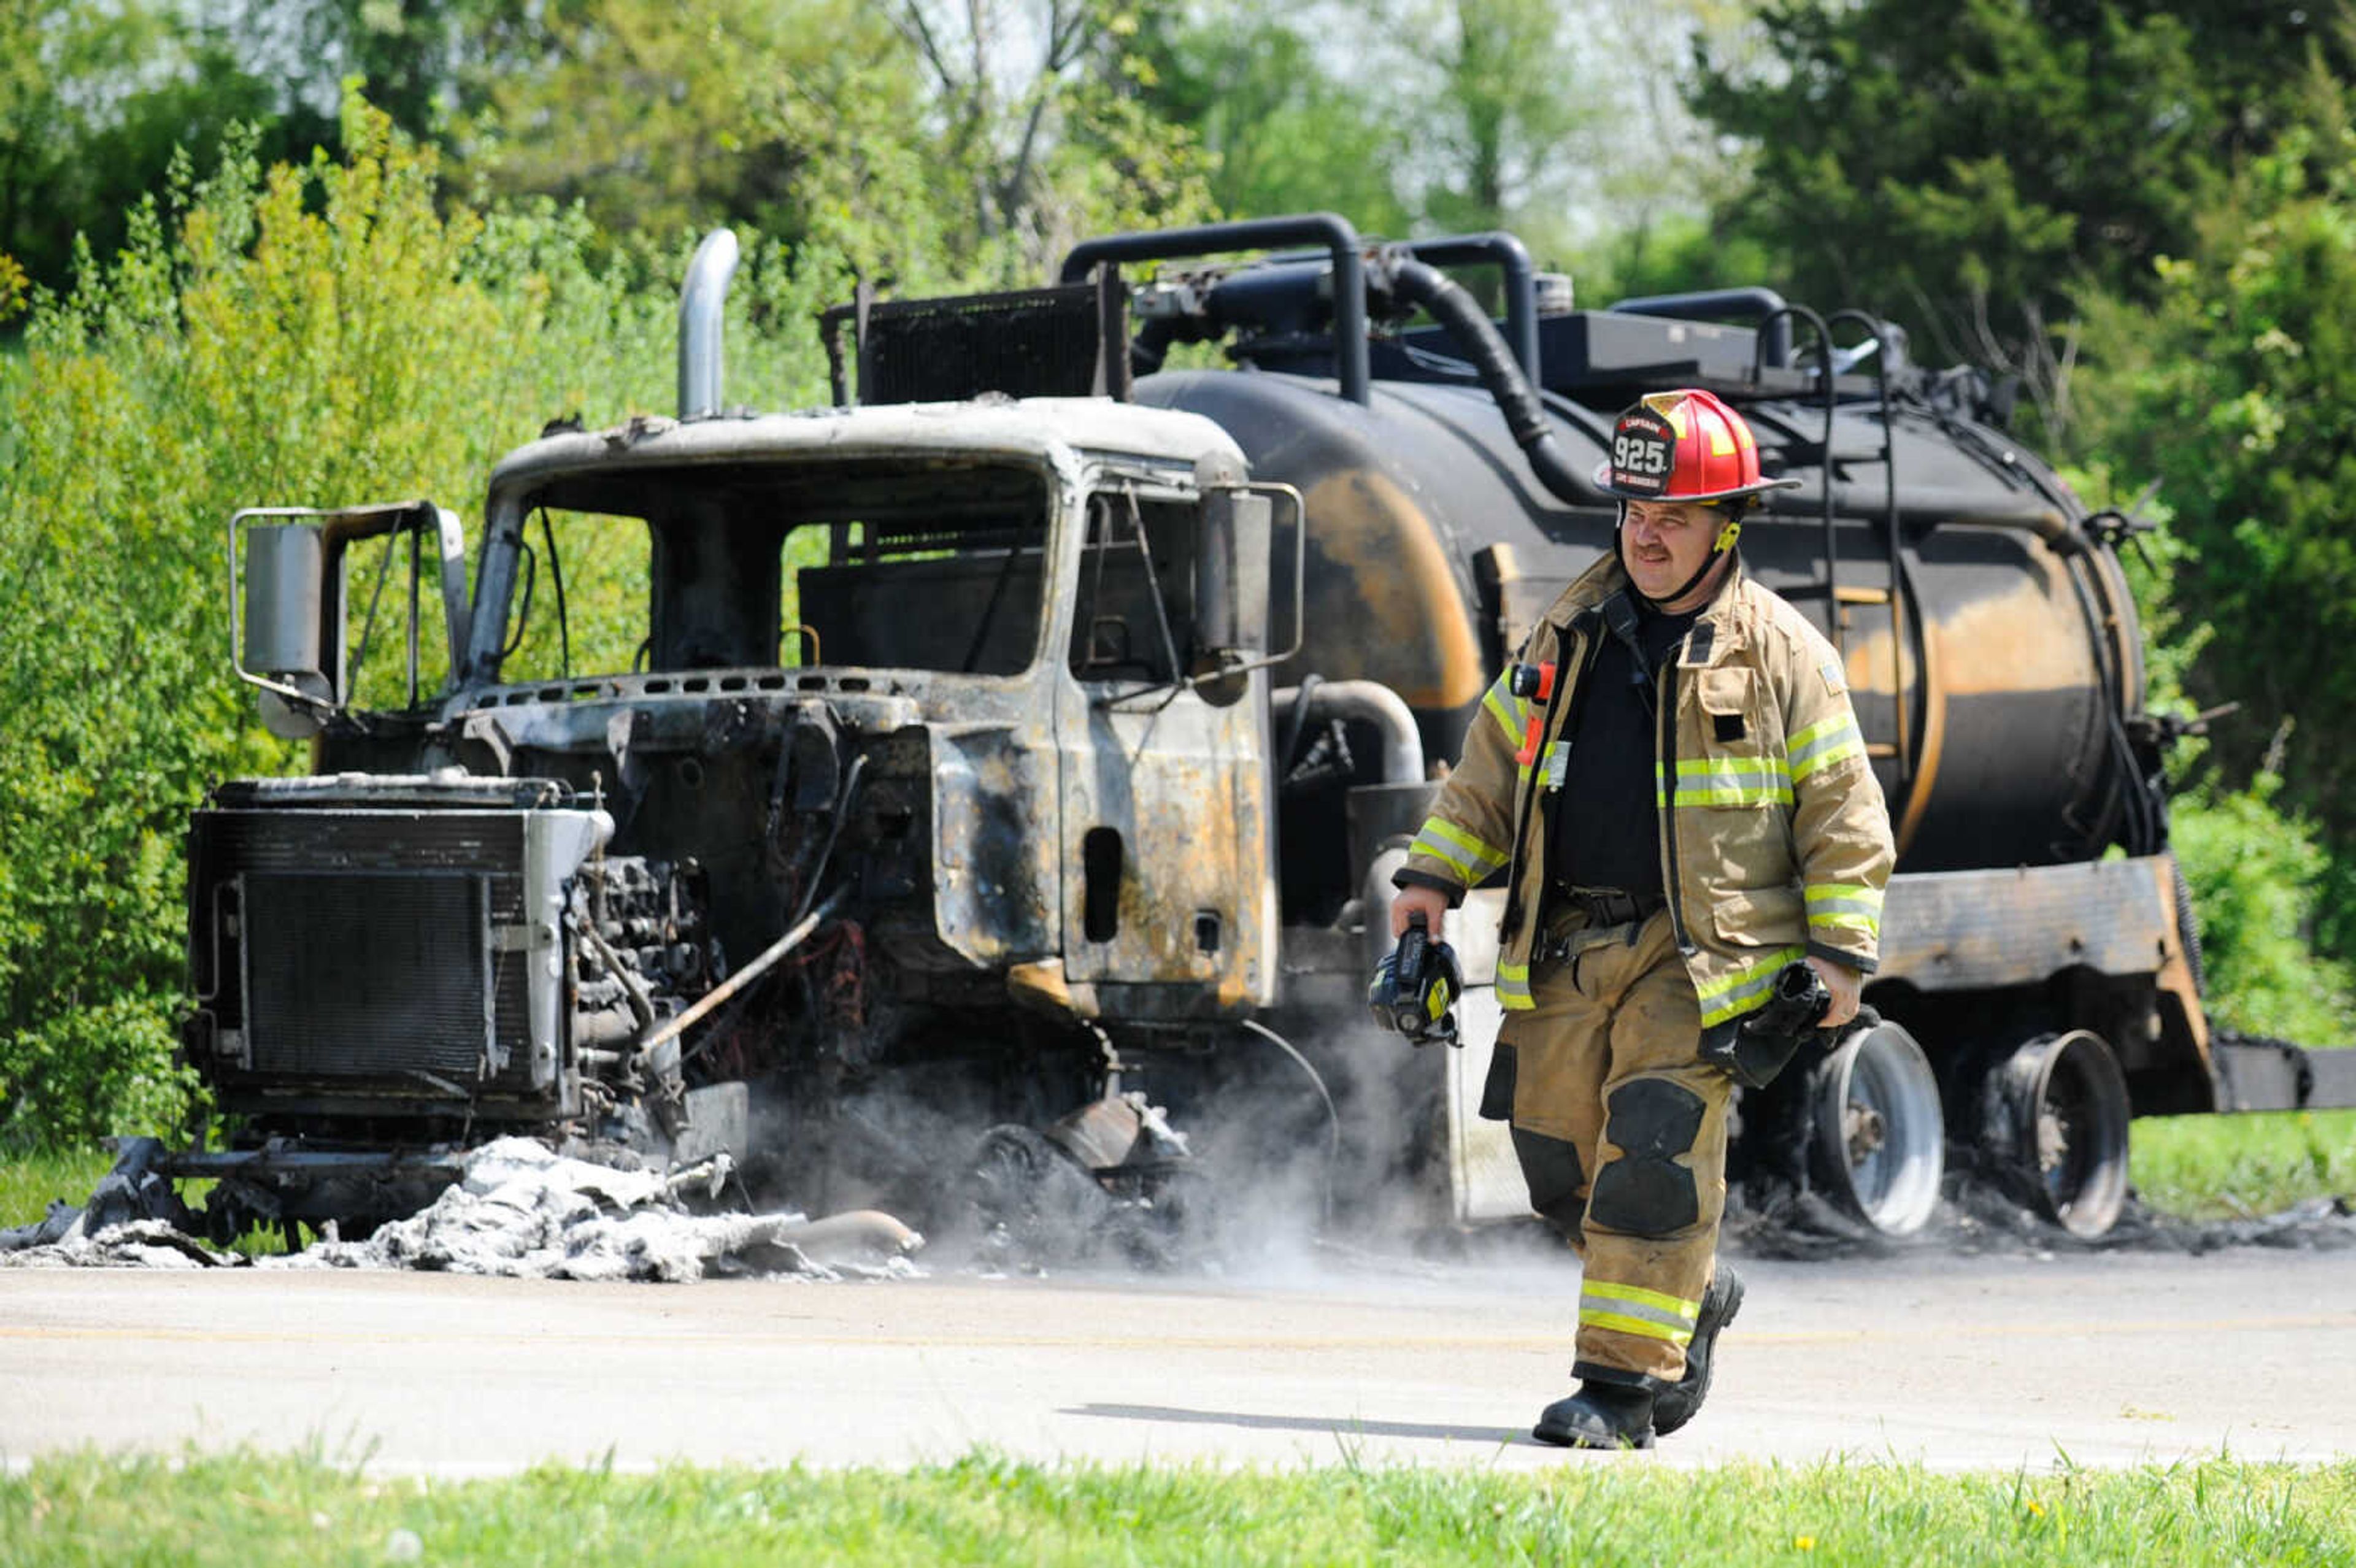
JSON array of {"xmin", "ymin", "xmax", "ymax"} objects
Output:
[
  {"xmin": 1693, "ymin": 945, "xmax": 1809, "ymax": 1027},
  {"xmin": 1788, "ymin": 712, "xmax": 1866, "ymax": 782},
  {"xmin": 1579, "ymin": 1279, "xmax": 1700, "ymax": 1345},
  {"xmin": 1496, "ymin": 959, "xmax": 1534, "ymax": 1011},
  {"xmin": 1655, "ymin": 755, "xmax": 1793, "ymax": 808},
  {"xmin": 1518, "ymin": 739, "xmax": 1567, "ymax": 786},
  {"xmin": 1806, "ymin": 882, "xmax": 1884, "ymax": 937},
  {"xmin": 1482, "ymin": 673, "xmax": 1531, "ymax": 747},
  {"xmin": 1410, "ymin": 818, "xmax": 1507, "ymax": 883}
]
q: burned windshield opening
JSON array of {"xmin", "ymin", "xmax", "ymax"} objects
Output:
[{"xmin": 491, "ymin": 456, "xmax": 1052, "ymax": 681}]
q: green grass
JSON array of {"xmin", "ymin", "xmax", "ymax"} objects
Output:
[
  {"xmin": 0, "ymin": 1143, "xmax": 291, "ymax": 1255},
  {"xmin": 1, "ymin": 1450, "xmax": 2352, "ymax": 1566},
  {"xmin": 2130, "ymin": 1107, "xmax": 2356, "ymax": 1219},
  {"xmin": 0, "ymin": 1145, "xmax": 109, "ymax": 1232}
]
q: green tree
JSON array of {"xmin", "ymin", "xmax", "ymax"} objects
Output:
[
  {"xmin": 891, "ymin": 0, "xmax": 1215, "ymax": 277},
  {"xmin": 0, "ymin": 2, "xmax": 298, "ymax": 298},
  {"xmin": 456, "ymin": 0, "xmax": 949, "ymax": 277},
  {"xmin": 1126, "ymin": 0, "xmax": 1748, "ymax": 289},
  {"xmin": 1126, "ymin": 0, "xmax": 1651, "ymax": 257},
  {"xmin": 0, "ymin": 95, "xmax": 845, "ymax": 1146},
  {"xmin": 2088, "ymin": 476, "xmax": 2356, "ymax": 1039},
  {"xmin": 2077, "ymin": 111, "xmax": 2356, "ymax": 878},
  {"xmin": 1690, "ymin": 0, "xmax": 2355, "ymax": 439},
  {"xmin": 1128, "ymin": 1, "xmax": 1413, "ymax": 234},
  {"xmin": 2171, "ymin": 773, "xmax": 2356, "ymax": 1045},
  {"xmin": 1410, "ymin": 0, "xmax": 1598, "ymax": 236},
  {"xmin": 291, "ymin": 0, "xmax": 502, "ymax": 138},
  {"xmin": 1571, "ymin": 210, "xmax": 1777, "ymax": 312}
]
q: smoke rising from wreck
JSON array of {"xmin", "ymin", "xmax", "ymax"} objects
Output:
[
  {"xmin": 714, "ymin": 991, "xmax": 1477, "ymax": 1285},
  {"xmin": 738, "ymin": 997, "xmax": 2356, "ymax": 1284}
]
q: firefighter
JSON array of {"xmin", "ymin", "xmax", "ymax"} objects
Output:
[{"xmin": 1390, "ymin": 387, "xmax": 1895, "ymax": 1448}]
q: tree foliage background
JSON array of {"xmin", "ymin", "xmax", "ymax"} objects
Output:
[{"xmin": 4, "ymin": 0, "xmax": 2355, "ymax": 1143}]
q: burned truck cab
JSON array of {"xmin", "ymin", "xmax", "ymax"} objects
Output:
[
  {"xmin": 446, "ymin": 401, "xmax": 1280, "ymax": 980},
  {"xmin": 190, "ymin": 291, "xmax": 1296, "ymax": 1231}
]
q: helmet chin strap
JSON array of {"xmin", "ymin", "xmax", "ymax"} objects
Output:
[{"xmin": 1615, "ymin": 503, "xmax": 1745, "ymax": 610}]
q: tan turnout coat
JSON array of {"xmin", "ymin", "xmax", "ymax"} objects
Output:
[{"xmin": 1399, "ymin": 553, "xmax": 1895, "ymax": 1028}]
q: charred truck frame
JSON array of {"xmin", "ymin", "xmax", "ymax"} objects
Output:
[{"xmin": 174, "ymin": 215, "xmax": 2356, "ymax": 1250}]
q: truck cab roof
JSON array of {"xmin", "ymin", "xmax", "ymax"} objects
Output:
[{"xmin": 486, "ymin": 396, "xmax": 1245, "ymax": 498}]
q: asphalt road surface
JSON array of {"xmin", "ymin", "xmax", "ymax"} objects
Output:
[{"xmin": 4, "ymin": 1242, "xmax": 2352, "ymax": 1475}]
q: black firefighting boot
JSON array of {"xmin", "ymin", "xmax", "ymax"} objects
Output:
[
  {"xmin": 1532, "ymin": 1381, "xmax": 1656, "ymax": 1450},
  {"xmin": 1650, "ymin": 1262, "xmax": 1745, "ymax": 1438}
]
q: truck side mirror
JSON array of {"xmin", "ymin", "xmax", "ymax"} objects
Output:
[
  {"xmin": 231, "ymin": 503, "xmax": 472, "ymax": 740},
  {"xmin": 242, "ymin": 523, "xmax": 329, "ymax": 686},
  {"xmin": 237, "ymin": 521, "xmax": 334, "ymax": 739},
  {"xmin": 1197, "ymin": 485, "xmax": 1272, "ymax": 655},
  {"xmin": 1190, "ymin": 478, "xmax": 1305, "ymax": 702}
]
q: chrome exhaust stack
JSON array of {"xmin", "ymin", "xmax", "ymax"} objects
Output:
[{"xmin": 677, "ymin": 228, "xmax": 741, "ymax": 420}]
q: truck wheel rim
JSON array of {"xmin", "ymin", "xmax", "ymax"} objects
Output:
[
  {"xmin": 1812, "ymin": 1020, "xmax": 1944, "ymax": 1236},
  {"xmin": 1998, "ymin": 1030, "xmax": 2131, "ymax": 1239}
]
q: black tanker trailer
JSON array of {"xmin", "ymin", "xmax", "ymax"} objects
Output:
[{"xmin": 163, "ymin": 214, "xmax": 2356, "ymax": 1251}]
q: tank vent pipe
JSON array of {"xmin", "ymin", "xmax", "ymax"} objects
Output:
[
  {"xmin": 678, "ymin": 229, "xmax": 741, "ymax": 420},
  {"xmin": 1382, "ymin": 254, "xmax": 1592, "ymax": 508},
  {"xmin": 1273, "ymin": 680, "xmax": 1424, "ymax": 783}
]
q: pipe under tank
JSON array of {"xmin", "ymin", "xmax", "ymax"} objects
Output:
[{"xmin": 1274, "ymin": 681, "xmax": 1426, "ymax": 783}]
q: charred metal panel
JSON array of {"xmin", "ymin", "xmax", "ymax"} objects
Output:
[
  {"xmin": 1020, "ymin": 445, "xmax": 1276, "ymax": 1018},
  {"xmin": 822, "ymin": 279, "xmax": 1131, "ymax": 405},
  {"xmin": 459, "ymin": 688, "xmax": 890, "ymax": 968},
  {"xmin": 1876, "ymin": 858, "xmax": 2178, "ymax": 992},
  {"xmin": 650, "ymin": 508, "xmax": 787, "ymax": 671},
  {"xmin": 1055, "ymin": 685, "xmax": 1274, "ymax": 1015},
  {"xmin": 931, "ymin": 721, "xmax": 1060, "ymax": 969},
  {"xmin": 2212, "ymin": 1038, "xmax": 2356, "ymax": 1113},
  {"xmin": 448, "ymin": 661, "xmax": 1068, "ymax": 983},
  {"xmin": 1880, "ymin": 532, "xmax": 2104, "ymax": 868},
  {"xmin": 464, "ymin": 402, "xmax": 1228, "ymax": 693},
  {"xmin": 803, "ymin": 555, "xmax": 1045, "ymax": 677}
]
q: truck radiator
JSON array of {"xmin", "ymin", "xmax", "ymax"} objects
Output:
[
  {"xmin": 191, "ymin": 805, "xmax": 554, "ymax": 1102},
  {"xmin": 242, "ymin": 869, "xmax": 523, "ymax": 1083}
]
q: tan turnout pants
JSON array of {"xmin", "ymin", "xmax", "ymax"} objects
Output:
[{"xmin": 1490, "ymin": 906, "xmax": 1731, "ymax": 1390}]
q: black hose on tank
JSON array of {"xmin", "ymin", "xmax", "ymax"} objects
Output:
[
  {"xmin": 1382, "ymin": 254, "xmax": 1594, "ymax": 507},
  {"xmin": 1131, "ymin": 315, "xmax": 1178, "ymax": 377}
]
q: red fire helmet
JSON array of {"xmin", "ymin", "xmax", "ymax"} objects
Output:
[{"xmin": 1593, "ymin": 388, "xmax": 1800, "ymax": 505}]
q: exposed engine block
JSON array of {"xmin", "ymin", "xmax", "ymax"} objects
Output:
[{"xmin": 185, "ymin": 774, "xmax": 715, "ymax": 1136}]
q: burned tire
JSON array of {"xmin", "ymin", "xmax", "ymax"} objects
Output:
[
  {"xmin": 1979, "ymin": 1030, "xmax": 2131, "ymax": 1239},
  {"xmin": 968, "ymin": 1124, "xmax": 1114, "ymax": 1248},
  {"xmin": 1808, "ymin": 1020, "xmax": 1944, "ymax": 1237}
]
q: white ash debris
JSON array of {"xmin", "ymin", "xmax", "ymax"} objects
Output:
[
  {"xmin": 1, "ymin": 1137, "xmax": 925, "ymax": 1282},
  {"xmin": 0, "ymin": 1215, "xmax": 244, "ymax": 1270},
  {"xmin": 271, "ymin": 1137, "xmax": 924, "ymax": 1281}
]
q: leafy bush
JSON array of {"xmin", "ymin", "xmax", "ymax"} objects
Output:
[
  {"xmin": 2070, "ymin": 463, "xmax": 2356, "ymax": 1045},
  {"xmin": 2171, "ymin": 775, "xmax": 2356, "ymax": 1044},
  {"xmin": 2078, "ymin": 121, "xmax": 2356, "ymax": 877},
  {"xmin": 0, "ymin": 97, "xmax": 843, "ymax": 1147}
]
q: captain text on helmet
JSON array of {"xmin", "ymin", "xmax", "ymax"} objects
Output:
[{"xmin": 1389, "ymin": 387, "xmax": 1896, "ymax": 1448}]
